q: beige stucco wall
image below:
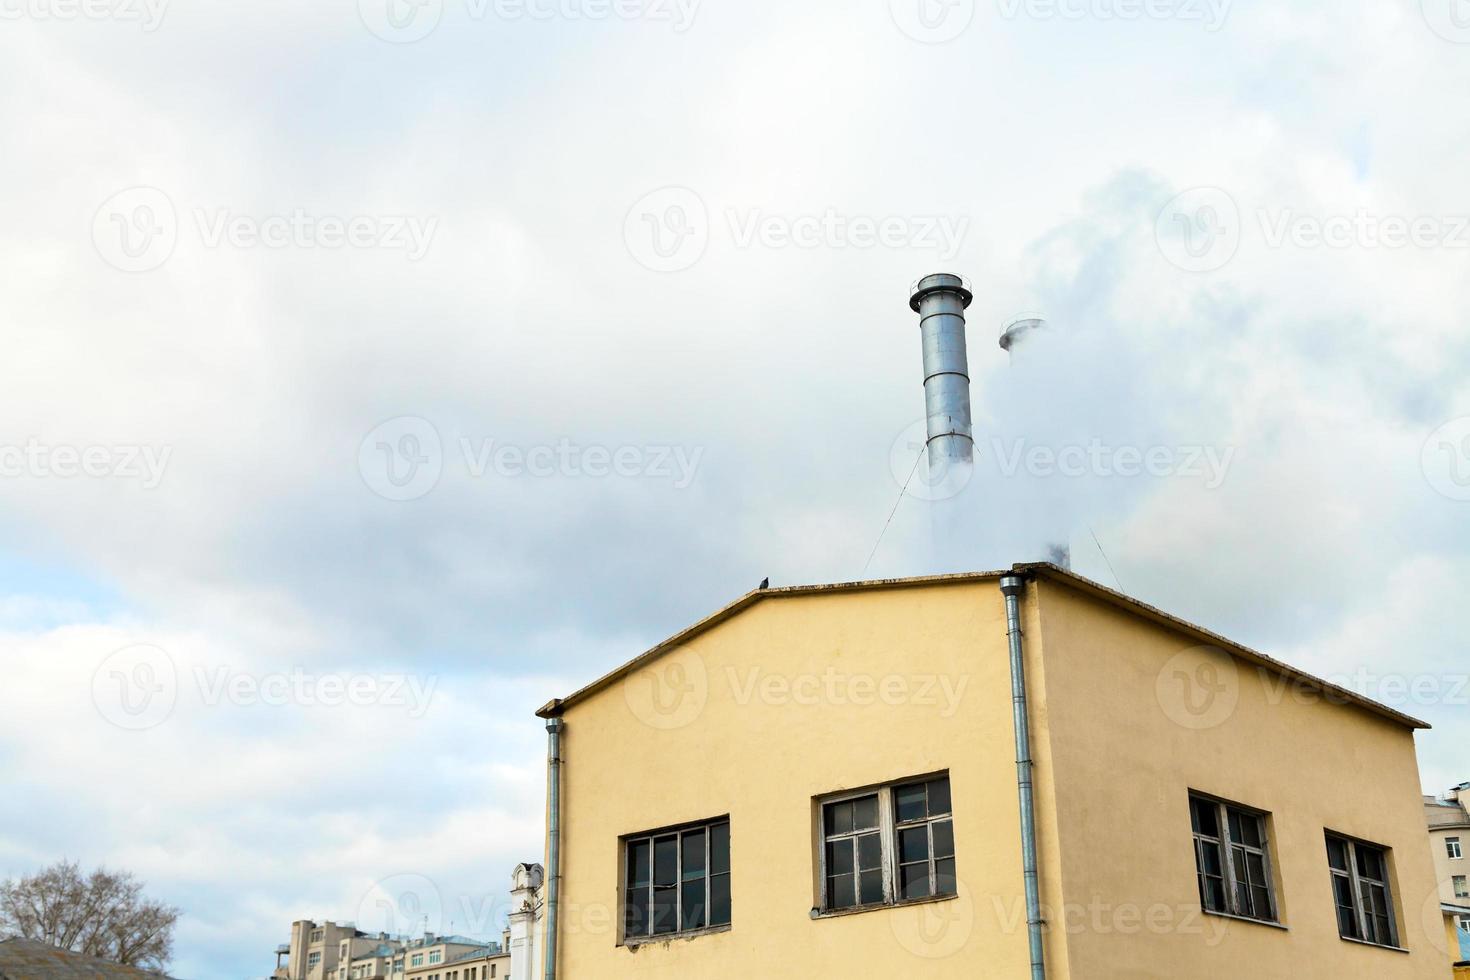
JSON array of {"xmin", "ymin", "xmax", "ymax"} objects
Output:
[
  {"xmin": 1031, "ymin": 577, "xmax": 1446, "ymax": 979},
  {"xmin": 544, "ymin": 577, "xmax": 1064, "ymax": 978},
  {"xmin": 541, "ymin": 572, "xmax": 1443, "ymax": 978}
]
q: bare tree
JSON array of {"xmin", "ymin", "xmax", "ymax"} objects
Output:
[{"xmin": 0, "ymin": 860, "xmax": 179, "ymax": 971}]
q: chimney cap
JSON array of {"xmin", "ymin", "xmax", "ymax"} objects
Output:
[{"xmin": 909, "ymin": 273, "xmax": 973, "ymax": 312}]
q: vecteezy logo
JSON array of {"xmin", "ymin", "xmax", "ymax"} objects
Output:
[
  {"xmin": 357, "ymin": 874, "xmax": 445, "ymax": 935},
  {"xmin": 359, "ymin": 0, "xmax": 444, "ymax": 42},
  {"xmin": 889, "ymin": 420, "xmax": 974, "ymax": 502},
  {"xmin": 622, "ymin": 646, "xmax": 708, "ymax": 730},
  {"xmin": 359, "ymin": 416, "xmax": 444, "ymax": 501},
  {"xmin": 92, "ymin": 644, "xmax": 178, "ymax": 730},
  {"xmin": 1155, "ymin": 645, "xmax": 1239, "ymax": 730},
  {"xmin": 1155, "ymin": 187, "xmax": 1241, "ymax": 273},
  {"xmin": 92, "ymin": 187, "xmax": 177, "ymax": 273},
  {"xmin": 889, "ymin": 0, "xmax": 976, "ymax": 43},
  {"xmin": 1422, "ymin": 0, "xmax": 1470, "ymax": 42},
  {"xmin": 1422, "ymin": 416, "xmax": 1470, "ymax": 501},
  {"xmin": 890, "ymin": 878, "xmax": 973, "ymax": 958},
  {"xmin": 623, "ymin": 187, "xmax": 709, "ymax": 273}
]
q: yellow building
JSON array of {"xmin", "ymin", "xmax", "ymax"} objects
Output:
[
  {"xmin": 403, "ymin": 943, "xmax": 508, "ymax": 980},
  {"xmin": 535, "ymin": 563, "xmax": 1450, "ymax": 978}
]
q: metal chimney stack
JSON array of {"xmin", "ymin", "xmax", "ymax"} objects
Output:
[{"xmin": 909, "ymin": 273, "xmax": 975, "ymax": 469}]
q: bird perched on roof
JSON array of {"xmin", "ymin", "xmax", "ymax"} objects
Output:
[{"xmin": 759, "ymin": 577, "xmax": 770, "ymax": 590}]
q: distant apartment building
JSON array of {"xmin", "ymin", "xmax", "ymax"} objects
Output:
[
  {"xmin": 277, "ymin": 921, "xmax": 379, "ymax": 980},
  {"xmin": 1427, "ymin": 783, "xmax": 1470, "ymax": 973},
  {"xmin": 535, "ymin": 564, "xmax": 1450, "ymax": 978},
  {"xmin": 403, "ymin": 942, "xmax": 509, "ymax": 980},
  {"xmin": 274, "ymin": 867, "xmax": 544, "ymax": 980},
  {"xmin": 337, "ymin": 939, "xmax": 405, "ymax": 980}
]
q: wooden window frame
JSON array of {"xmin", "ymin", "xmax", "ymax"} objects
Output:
[
  {"xmin": 1188, "ymin": 791, "xmax": 1279, "ymax": 924},
  {"xmin": 815, "ymin": 772, "xmax": 956, "ymax": 916},
  {"xmin": 1448, "ymin": 837, "xmax": 1463, "ymax": 860},
  {"xmin": 1325, "ymin": 831, "xmax": 1401, "ymax": 949},
  {"xmin": 618, "ymin": 815, "xmax": 731, "ymax": 946}
]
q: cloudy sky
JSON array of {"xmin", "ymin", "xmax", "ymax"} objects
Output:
[{"xmin": 2, "ymin": 0, "xmax": 1469, "ymax": 975}]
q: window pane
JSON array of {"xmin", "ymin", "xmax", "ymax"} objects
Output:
[
  {"xmin": 710, "ymin": 873, "xmax": 730, "ymax": 926},
  {"xmin": 857, "ymin": 832, "xmax": 882, "ymax": 871},
  {"xmin": 625, "ymin": 886, "xmax": 650, "ymax": 937},
  {"xmin": 928, "ymin": 778, "xmax": 952, "ymax": 816},
  {"xmin": 826, "ymin": 801, "xmax": 854, "ymax": 836},
  {"xmin": 900, "ymin": 863, "xmax": 930, "ymax": 900},
  {"xmin": 1326, "ymin": 836, "xmax": 1350, "ymax": 871},
  {"xmin": 1233, "ymin": 848, "xmax": 1251, "ymax": 911},
  {"xmin": 1199, "ymin": 839, "xmax": 1224, "ymax": 877},
  {"xmin": 1231, "ymin": 808, "xmax": 1262, "ymax": 848},
  {"xmin": 852, "ymin": 794, "xmax": 879, "ymax": 831},
  {"xmin": 900, "ymin": 827, "xmax": 930, "ymax": 864},
  {"xmin": 1203, "ymin": 875, "xmax": 1227, "ymax": 913},
  {"xmin": 932, "ymin": 820, "xmax": 955, "ymax": 860},
  {"xmin": 896, "ymin": 783, "xmax": 927, "ymax": 823},
  {"xmin": 935, "ymin": 857, "xmax": 957, "ymax": 896},
  {"xmin": 710, "ymin": 823, "xmax": 730, "ymax": 875},
  {"xmin": 1246, "ymin": 851, "xmax": 1267, "ymax": 888},
  {"xmin": 1191, "ymin": 797, "xmax": 1220, "ymax": 837},
  {"xmin": 680, "ymin": 879, "xmax": 706, "ymax": 931},
  {"xmin": 627, "ymin": 840, "xmax": 651, "ymax": 887},
  {"xmin": 859, "ymin": 869, "xmax": 884, "ymax": 905},
  {"xmin": 1332, "ymin": 875, "xmax": 1360, "ymax": 939},
  {"xmin": 827, "ymin": 840, "xmax": 854, "ymax": 877},
  {"xmin": 682, "ymin": 830, "xmax": 706, "ymax": 878},
  {"xmin": 651, "ymin": 885, "xmax": 678, "ymax": 934},
  {"xmin": 1357, "ymin": 845, "xmax": 1385, "ymax": 882},
  {"xmin": 829, "ymin": 874, "xmax": 856, "ymax": 910},
  {"xmin": 653, "ymin": 836, "xmax": 678, "ymax": 887},
  {"xmin": 1251, "ymin": 886, "xmax": 1272, "ymax": 919}
]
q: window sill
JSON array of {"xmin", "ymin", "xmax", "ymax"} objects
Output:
[
  {"xmin": 621, "ymin": 923, "xmax": 730, "ymax": 949},
  {"xmin": 810, "ymin": 892, "xmax": 960, "ymax": 921},
  {"xmin": 1202, "ymin": 909, "xmax": 1288, "ymax": 931},
  {"xmin": 1338, "ymin": 935, "xmax": 1409, "ymax": 954}
]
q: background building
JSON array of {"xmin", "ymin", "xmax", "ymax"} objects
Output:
[
  {"xmin": 404, "ymin": 943, "xmax": 508, "ymax": 980},
  {"xmin": 1427, "ymin": 783, "xmax": 1470, "ymax": 973}
]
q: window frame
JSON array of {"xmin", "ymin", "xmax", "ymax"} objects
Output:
[
  {"xmin": 1325, "ymin": 831, "xmax": 1401, "ymax": 949},
  {"xmin": 1449, "ymin": 837, "xmax": 1463, "ymax": 860},
  {"xmin": 814, "ymin": 772, "xmax": 956, "ymax": 917},
  {"xmin": 618, "ymin": 815, "xmax": 731, "ymax": 946},
  {"xmin": 1454, "ymin": 875, "xmax": 1469, "ymax": 899},
  {"xmin": 1188, "ymin": 791, "xmax": 1280, "ymax": 924}
]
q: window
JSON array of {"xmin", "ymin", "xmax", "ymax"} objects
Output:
[
  {"xmin": 818, "ymin": 774, "xmax": 955, "ymax": 913},
  {"xmin": 1449, "ymin": 837, "xmax": 1463, "ymax": 860},
  {"xmin": 428, "ymin": 951, "xmax": 441, "ymax": 964},
  {"xmin": 1189, "ymin": 793, "xmax": 1277, "ymax": 922},
  {"xmin": 410, "ymin": 954, "xmax": 423, "ymax": 967},
  {"xmin": 310, "ymin": 929, "xmax": 324, "ymax": 943},
  {"xmin": 622, "ymin": 817, "xmax": 731, "ymax": 942},
  {"xmin": 308, "ymin": 952, "xmax": 322, "ymax": 967},
  {"xmin": 1455, "ymin": 875, "xmax": 1469, "ymax": 899},
  {"xmin": 1326, "ymin": 833, "xmax": 1398, "ymax": 947},
  {"xmin": 1458, "ymin": 914, "xmax": 1470, "ymax": 934}
]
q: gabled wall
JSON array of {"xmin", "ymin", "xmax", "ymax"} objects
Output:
[
  {"xmin": 1032, "ymin": 576, "xmax": 1445, "ymax": 979},
  {"xmin": 544, "ymin": 578, "xmax": 1063, "ymax": 978}
]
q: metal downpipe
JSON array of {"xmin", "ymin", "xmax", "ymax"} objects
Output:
[
  {"xmin": 544, "ymin": 718, "xmax": 564, "ymax": 980},
  {"xmin": 1000, "ymin": 574, "xmax": 1046, "ymax": 980}
]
